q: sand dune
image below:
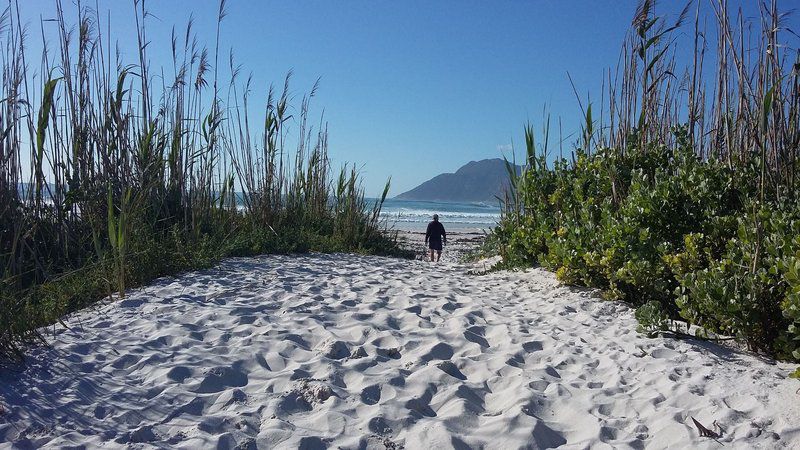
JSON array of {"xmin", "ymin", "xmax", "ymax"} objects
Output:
[{"xmin": 1, "ymin": 253, "xmax": 798, "ymax": 449}]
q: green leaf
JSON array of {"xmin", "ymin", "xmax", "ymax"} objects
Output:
[
  {"xmin": 107, "ymin": 186, "xmax": 117, "ymax": 250},
  {"xmin": 762, "ymin": 85, "xmax": 774, "ymax": 132},
  {"xmin": 35, "ymin": 72, "xmax": 61, "ymax": 198}
]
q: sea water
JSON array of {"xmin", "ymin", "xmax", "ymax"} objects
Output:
[{"xmin": 376, "ymin": 198, "xmax": 501, "ymax": 233}]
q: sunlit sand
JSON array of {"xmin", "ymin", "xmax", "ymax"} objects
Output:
[{"xmin": 1, "ymin": 247, "xmax": 797, "ymax": 448}]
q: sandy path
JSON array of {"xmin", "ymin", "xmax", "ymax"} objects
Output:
[
  {"xmin": 394, "ymin": 230, "xmax": 487, "ymax": 263},
  {"xmin": 1, "ymin": 254, "xmax": 798, "ymax": 449}
]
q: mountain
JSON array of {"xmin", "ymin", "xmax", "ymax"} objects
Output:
[{"xmin": 395, "ymin": 158, "xmax": 520, "ymax": 203}]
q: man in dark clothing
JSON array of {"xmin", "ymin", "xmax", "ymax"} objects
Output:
[{"xmin": 425, "ymin": 214, "xmax": 447, "ymax": 262}]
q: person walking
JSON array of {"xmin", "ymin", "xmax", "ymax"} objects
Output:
[{"xmin": 425, "ymin": 214, "xmax": 446, "ymax": 262}]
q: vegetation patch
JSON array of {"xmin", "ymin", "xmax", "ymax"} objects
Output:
[
  {"xmin": 489, "ymin": 1, "xmax": 800, "ymax": 360},
  {"xmin": 0, "ymin": 2, "xmax": 409, "ymax": 361}
]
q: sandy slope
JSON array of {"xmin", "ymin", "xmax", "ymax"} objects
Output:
[{"xmin": 1, "ymin": 253, "xmax": 798, "ymax": 449}]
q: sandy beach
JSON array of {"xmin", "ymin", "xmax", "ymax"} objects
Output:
[
  {"xmin": 1, "ymin": 249, "xmax": 799, "ymax": 449},
  {"xmin": 394, "ymin": 229, "xmax": 488, "ymax": 263}
]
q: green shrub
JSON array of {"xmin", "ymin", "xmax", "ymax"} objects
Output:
[
  {"xmin": 781, "ymin": 250, "xmax": 800, "ymax": 360},
  {"xmin": 493, "ymin": 126, "xmax": 800, "ymax": 360},
  {"xmin": 492, "ymin": 0, "xmax": 800, "ymax": 363},
  {"xmin": 676, "ymin": 206, "xmax": 800, "ymax": 355},
  {"xmin": 635, "ymin": 301, "xmax": 671, "ymax": 337}
]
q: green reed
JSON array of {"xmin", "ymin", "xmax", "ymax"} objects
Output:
[{"xmin": 0, "ymin": 0, "xmax": 403, "ymax": 361}]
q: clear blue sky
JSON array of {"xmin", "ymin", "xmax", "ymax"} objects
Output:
[{"xmin": 19, "ymin": 1, "xmax": 776, "ymax": 196}]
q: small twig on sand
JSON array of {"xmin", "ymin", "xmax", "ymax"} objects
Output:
[
  {"xmin": 713, "ymin": 420, "xmax": 725, "ymax": 437},
  {"xmin": 692, "ymin": 417, "xmax": 724, "ymax": 445},
  {"xmin": 692, "ymin": 417, "xmax": 718, "ymax": 437}
]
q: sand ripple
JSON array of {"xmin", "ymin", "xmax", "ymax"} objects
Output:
[{"xmin": 0, "ymin": 253, "xmax": 798, "ymax": 449}]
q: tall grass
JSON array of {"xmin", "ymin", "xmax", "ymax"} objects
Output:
[
  {"xmin": 600, "ymin": 0, "xmax": 799, "ymax": 198},
  {"xmin": 0, "ymin": 0, "xmax": 403, "ymax": 361},
  {"xmin": 494, "ymin": 0, "xmax": 800, "ymax": 359}
]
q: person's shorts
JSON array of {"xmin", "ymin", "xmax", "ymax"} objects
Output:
[{"xmin": 428, "ymin": 240, "xmax": 442, "ymax": 251}]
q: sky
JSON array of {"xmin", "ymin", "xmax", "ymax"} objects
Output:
[{"xmin": 17, "ymin": 0, "xmax": 782, "ymax": 197}]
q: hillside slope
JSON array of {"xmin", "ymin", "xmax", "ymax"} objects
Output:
[{"xmin": 396, "ymin": 158, "xmax": 519, "ymax": 203}]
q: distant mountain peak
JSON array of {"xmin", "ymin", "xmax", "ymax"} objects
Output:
[{"xmin": 395, "ymin": 158, "xmax": 519, "ymax": 203}]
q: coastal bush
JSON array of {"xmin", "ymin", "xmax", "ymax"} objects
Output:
[
  {"xmin": 491, "ymin": 2, "xmax": 800, "ymax": 359},
  {"xmin": 783, "ymin": 253, "xmax": 800, "ymax": 364},
  {"xmin": 675, "ymin": 205, "xmax": 800, "ymax": 356},
  {"xmin": 496, "ymin": 132, "xmax": 800, "ymax": 357}
]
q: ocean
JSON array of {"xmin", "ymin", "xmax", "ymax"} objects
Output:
[
  {"xmin": 377, "ymin": 198, "xmax": 502, "ymax": 232},
  {"xmin": 18, "ymin": 184, "xmax": 500, "ymax": 234}
]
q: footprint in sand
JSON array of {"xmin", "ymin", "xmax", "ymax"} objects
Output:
[
  {"xmin": 280, "ymin": 379, "xmax": 334, "ymax": 415},
  {"xmin": 405, "ymin": 305, "xmax": 422, "ymax": 314},
  {"xmin": 404, "ymin": 385, "xmax": 437, "ymax": 418},
  {"xmin": 521, "ymin": 394, "xmax": 553, "ymax": 418},
  {"xmin": 349, "ymin": 346, "xmax": 368, "ymax": 359},
  {"xmin": 117, "ymin": 425, "xmax": 159, "ymax": 444},
  {"xmin": 522, "ymin": 340, "xmax": 544, "ymax": 352},
  {"xmin": 111, "ymin": 353, "xmax": 141, "ymax": 370},
  {"xmin": 298, "ymin": 436, "xmax": 329, "ymax": 449},
  {"xmin": 353, "ymin": 312, "xmax": 374, "ymax": 321},
  {"xmin": 595, "ymin": 402, "xmax": 624, "ymax": 418},
  {"xmin": 436, "ymin": 360, "xmax": 467, "ymax": 380},
  {"xmin": 724, "ymin": 393, "xmax": 762, "ymax": 413},
  {"xmin": 530, "ymin": 421, "xmax": 567, "ymax": 448},
  {"xmin": 368, "ymin": 416, "xmax": 393, "ymax": 434},
  {"xmin": 318, "ymin": 340, "xmax": 350, "ymax": 360},
  {"xmin": 194, "ymin": 365, "xmax": 248, "ymax": 394},
  {"xmin": 70, "ymin": 343, "xmax": 94, "ymax": 355},
  {"xmin": 220, "ymin": 388, "xmax": 248, "ymax": 408},
  {"xmin": 543, "ymin": 366, "xmax": 561, "ymax": 379},
  {"xmin": 277, "ymin": 391, "xmax": 313, "ymax": 414},
  {"xmin": 388, "ymin": 374, "xmax": 406, "ymax": 387},
  {"xmin": 236, "ymin": 315, "xmax": 257, "ymax": 325},
  {"xmin": 118, "ymin": 298, "xmax": 146, "ymax": 308},
  {"xmin": 166, "ymin": 397, "xmax": 207, "ymax": 420},
  {"xmin": 77, "ymin": 362, "xmax": 96, "ymax": 373},
  {"xmin": 442, "ymin": 301, "xmax": 463, "ymax": 312},
  {"xmin": 386, "ymin": 316, "xmax": 401, "ymax": 330},
  {"xmin": 454, "ymin": 385, "xmax": 485, "ymax": 413},
  {"xmin": 93, "ymin": 405, "xmax": 107, "ymax": 419},
  {"xmin": 650, "ymin": 347, "xmax": 678, "ymax": 359},
  {"xmin": 506, "ymin": 352, "xmax": 526, "ymax": 368},
  {"xmin": 376, "ymin": 347, "xmax": 402, "ymax": 359},
  {"xmin": 290, "ymin": 368, "xmax": 312, "ymax": 380},
  {"xmin": 529, "ymin": 380, "xmax": 550, "ymax": 392},
  {"xmin": 420, "ymin": 342, "xmax": 454, "ymax": 363},
  {"xmin": 463, "ymin": 326, "xmax": 490, "ymax": 348},
  {"xmin": 599, "ymin": 426, "xmax": 618, "ymax": 442},
  {"xmin": 144, "ymin": 385, "xmax": 164, "ymax": 400},
  {"xmin": 360, "ymin": 384, "xmax": 382, "ymax": 405}
]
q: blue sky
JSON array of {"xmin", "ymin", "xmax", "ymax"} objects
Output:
[{"xmin": 18, "ymin": 0, "xmax": 778, "ymax": 196}]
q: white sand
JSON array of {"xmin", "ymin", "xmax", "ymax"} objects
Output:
[
  {"xmin": 1, "ymin": 253, "xmax": 798, "ymax": 449},
  {"xmin": 394, "ymin": 229, "xmax": 486, "ymax": 263}
]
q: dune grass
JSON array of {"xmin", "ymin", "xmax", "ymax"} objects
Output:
[
  {"xmin": 490, "ymin": 0, "xmax": 800, "ymax": 361},
  {"xmin": 0, "ymin": 0, "xmax": 409, "ymax": 361}
]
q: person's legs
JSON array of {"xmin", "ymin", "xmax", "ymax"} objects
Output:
[
  {"xmin": 429, "ymin": 249, "xmax": 434, "ymax": 261},
  {"xmin": 436, "ymin": 250, "xmax": 441, "ymax": 262}
]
